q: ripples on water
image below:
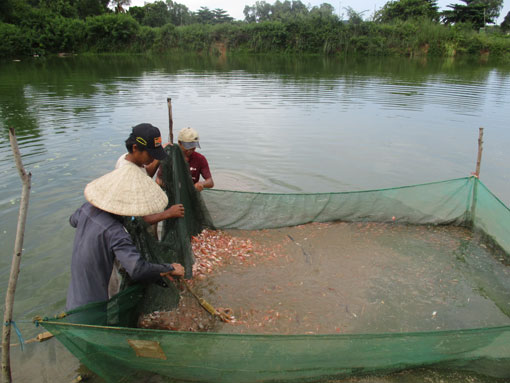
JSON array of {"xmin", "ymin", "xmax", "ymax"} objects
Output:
[{"xmin": 0, "ymin": 55, "xmax": 509, "ymax": 335}]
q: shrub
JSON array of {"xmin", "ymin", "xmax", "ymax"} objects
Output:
[
  {"xmin": 85, "ymin": 14, "xmax": 139, "ymax": 52},
  {"xmin": 153, "ymin": 24, "xmax": 176, "ymax": 52},
  {"xmin": 0, "ymin": 22, "xmax": 31, "ymax": 57}
]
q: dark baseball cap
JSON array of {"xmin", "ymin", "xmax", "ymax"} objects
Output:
[{"xmin": 131, "ymin": 123, "xmax": 168, "ymax": 161}]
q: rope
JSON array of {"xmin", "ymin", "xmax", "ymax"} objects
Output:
[{"xmin": 4, "ymin": 320, "xmax": 25, "ymax": 351}]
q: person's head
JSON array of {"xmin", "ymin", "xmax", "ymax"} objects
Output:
[
  {"xmin": 84, "ymin": 162, "xmax": 168, "ymax": 217},
  {"xmin": 125, "ymin": 123, "xmax": 167, "ymax": 165},
  {"xmin": 177, "ymin": 127, "xmax": 200, "ymax": 157}
]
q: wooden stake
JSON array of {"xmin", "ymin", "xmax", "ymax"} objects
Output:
[
  {"xmin": 474, "ymin": 127, "xmax": 484, "ymax": 178},
  {"xmin": 167, "ymin": 97, "xmax": 173, "ymax": 144},
  {"xmin": 470, "ymin": 127, "xmax": 484, "ymax": 225},
  {"xmin": 2, "ymin": 128, "xmax": 32, "ymax": 383}
]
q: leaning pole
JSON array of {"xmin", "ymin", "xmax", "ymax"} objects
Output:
[{"xmin": 2, "ymin": 128, "xmax": 32, "ymax": 383}]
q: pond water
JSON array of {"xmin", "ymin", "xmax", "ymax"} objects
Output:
[
  {"xmin": 197, "ymin": 223, "xmax": 510, "ymax": 335},
  {"xmin": 1, "ymin": 54, "xmax": 510, "ymax": 381}
]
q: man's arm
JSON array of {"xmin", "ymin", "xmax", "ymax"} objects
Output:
[
  {"xmin": 144, "ymin": 159, "xmax": 160, "ymax": 178},
  {"xmin": 109, "ymin": 224, "xmax": 183, "ymax": 282},
  {"xmin": 194, "ymin": 155, "xmax": 213, "ymax": 191},
  {"xmin": 142, "ymin": 204, "xmax": 184, "ymax": 225},
  {"xmin": 194, "ymin": 177, "xmax": 214, "ymax": 192}
]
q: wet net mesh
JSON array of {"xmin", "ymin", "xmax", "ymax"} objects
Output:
[
  {"xmin": 120, "ymin": 144, "xmax": 212, "ymax": 315},
  {"xmin": 40, "ymin": 161, "xmax": 510, "ymax": 382}
]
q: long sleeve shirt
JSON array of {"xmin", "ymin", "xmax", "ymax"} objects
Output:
[{"xmin": 66, "ymin": 202, "xmax": 173, "ymax": 311}]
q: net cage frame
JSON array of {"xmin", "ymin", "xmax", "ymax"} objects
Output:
[{"xmin": 39, "ymin": 174, "xmax": 510, "ymax": 382}]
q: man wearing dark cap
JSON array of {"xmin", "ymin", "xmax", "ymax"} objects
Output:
[
  {"xmin": 116, "ymin": 123, "xmax": 185, "ymax": 224},
  {"xmin": 116, "ymin": 123, "xmax": 166, "ymax": 178},
  {"xmin": 109, "ymin": 123, "xmax": 185, "ymax": 298}
]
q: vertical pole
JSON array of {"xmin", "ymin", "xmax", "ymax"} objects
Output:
[
  {"xmin": 470, "ymin": 127, "xmax": 484, "ymax": 226},
  {"xmin": 167, "ymin": 97, "xmax": 173, "ymax": 144},
  {"xmin": 2, "ymin": 128, "xmax": 32, "ymax": 383},
  {"xmin": 475, "ymin": 127, "xmax": 484, "ymax": 178}
]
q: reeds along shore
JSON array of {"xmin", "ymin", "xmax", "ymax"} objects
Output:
[{"xmin": 1, "ymin": 13, "xmax": 510, "ymax": 60}]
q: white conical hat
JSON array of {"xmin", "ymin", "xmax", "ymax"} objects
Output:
[{"xmin": 84, "ymin": 162, "xmax": 168, "ymax": 216}]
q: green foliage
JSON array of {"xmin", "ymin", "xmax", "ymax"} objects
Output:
[
  {"xmin": 247, "ymin": 21, "xmax": 288, "ymax": 51},
  {"xmin": 141, "ymin": 1, "xmax": 170, "ymax": 27},
  {"xmin": 375, "ymin": 0, "xmax": 439, "ymax": 23},
  {"xmin": 134, "ymin": 25, "xmax": 157, "ymax": 51},
  {"xmin": 0, "ymin": 0, "xmax": 509, "ymax": 60},
  {"xmin": 111, "ymin": 0, "xmax": 131, "ymax": 13},
  {"xmin": 153, "ymin": 23, "xmax": 177, "ymax": 52},
  {"xmin": 76, "ymin": 0, "xmax": 108, "ymax": 19},
  {"xmin": 442, "ymin": 0, "xmax": 503, "ymax": 29},
  {"xmin": 243, "ymin": 0, "xmax": 338, "ymax": 23},
  {"xmin": 345, "ymin": 7, "xmax": 366, "ymax": 25},
  {"xmin": 167, "ymin": 0, "xmax": 192, "ymax": 26},
  {"xmin": 0, "ymin": 22, "xmax": 31, "ymax": 57},
  {"xmin": 128, "ymin": 6, "xmax": 145, "ymax": 24},
  {"xmin": 176, "ymin": 24, "xmax": 212, "ymax": 51},
  {"xmin": 194, "ymin": 6, "xmax": 233, "ymax": 24},
  {"xmin": 85, "ymin": 14, "xmax": 139, "ymax": 51},
  {"xmin": 36, "ymin": 0, "xmax": 108, "ymax": 19}
]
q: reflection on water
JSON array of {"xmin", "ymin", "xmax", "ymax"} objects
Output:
[{"xmin": 0, "ymin": 54, "xmax": 510, "ymax": 380}]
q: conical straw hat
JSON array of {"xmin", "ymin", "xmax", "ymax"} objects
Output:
[{"xmin": 84, "ymin": 162, "xmax": 168, "ymax": 216}]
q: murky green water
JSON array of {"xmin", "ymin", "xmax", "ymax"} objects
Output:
[
  {"xmin": 193, "ymin": 223, "xmax": 510, "ymax": 336},
  {"xmin": 1, "ymin": 54, "xmax": 510, "ymax": 382}
]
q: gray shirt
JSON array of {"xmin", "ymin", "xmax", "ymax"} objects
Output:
[{"xmin": 66, "ymin": 202, "xmax": 173, "ymax": 311}]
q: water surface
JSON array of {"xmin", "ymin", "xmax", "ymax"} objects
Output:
[{"xmin": 1, "ymin": 54, "xmax": 510, "ymax": 381}]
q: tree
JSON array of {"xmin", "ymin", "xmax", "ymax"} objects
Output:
[
  {"xmin": 501, "ymin": 10, "xmax": 510, "ymax": 32},
  {"xmin": 166, "ymin": 0, "xmax": 192, "ymax": 25},
  {"xmin": 212, "ymin": 8, "xmax": 233, "ymax": 23},
  {"xmin": 244, "ymin": 1, "xmax": 272, "ymax": 22},
  {"xmin": 193, "ymin": 7, "xmax": 232, "ymax": 24},
  {"xmin": 128, "ymin": 5, "xmax": 145, "ymax": 24},
  {"xmin": 243, "ymin": 0, "xmax": 312, "ymax": 22},
  {"xmin": 476, "ymin": 0, "xmax": 503, "ymax": 21},
  {"xmin": 344, "ymin": 6, "xmax": 367, "ymax": 25},
  {"xmin": 195, "ymin": 6, "xmax": 215, "ymax": 23},
  {"xmin": 111, "ymin": 0, "xmax": 130, "ymax": 13},
  {"xmin": 442, "ymin": 0, "xmax": 503, "ymax": 29},
  {"xmin": 142, "ymin": 1, "xmax": 170, "ymax": 27},
  {"xmin": 375, "ymin": 0, "xmax": 439, "ymax": 23},
  {"xmin": 76, "ymin": 0, "xmax": 109, "ymax": 18}
]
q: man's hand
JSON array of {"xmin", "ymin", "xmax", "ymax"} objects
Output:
[
  {"xmin": 160, "ymin": 263, "xmax": 185, "ymax": 279},
  {"xmin": 166, "ymin": 204, "xmax": 184, "ymax": 218},
  {"xmin": 194, "ymin": 182, "xmax": 204, "ymax": 192}
]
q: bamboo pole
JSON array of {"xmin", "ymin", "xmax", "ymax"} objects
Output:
[
  {"xmin": 2, "ymin": 128, "xmax": 32, "ymax": 383},
  {"xmin": 470, "ymin": 127, "xmax": 484, "ymax": 225},
  {"xmin": 167, "ymin": 97, "xmax": 173, "ymax": 144},
  {"xmin": 474, "ymin": 127, "xmax": 484, "ymax": 178}
]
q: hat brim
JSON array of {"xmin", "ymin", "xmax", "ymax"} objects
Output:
[
  {"xmin": 84, "ymin": 163, "xmax": 168, "ymax": 216},
  {"xmin": 181, "ymin": 141, "xmax": 200, "ymax": 150},
  {"xmin": 147, "ymin": 145, "xmax": 168, "ymax": 161}
]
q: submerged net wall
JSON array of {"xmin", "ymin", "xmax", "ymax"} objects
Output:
[
  {"xmin": 202, "ymin": 177, "xmax": 474, "ymax": 230},
  {"xmin": 40, "ymin": 168, "xmax": 510, "ymax": 382}
]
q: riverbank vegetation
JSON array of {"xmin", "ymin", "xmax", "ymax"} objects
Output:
[{"xmin": 1, "ymin": 0, "xmax": 509, "ymax": 60}]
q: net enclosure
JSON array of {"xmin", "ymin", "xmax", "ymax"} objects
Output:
[{"xmin": 39, "ymin": 145, "xmax": 510, "ymax": 382}]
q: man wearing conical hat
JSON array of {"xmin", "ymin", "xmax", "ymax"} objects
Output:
[{"xmin": 65, "ymin": 162, "xmax": 185, "ymax": 311}]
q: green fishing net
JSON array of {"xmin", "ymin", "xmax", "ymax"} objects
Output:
[
  {"xmin": 41, "ymin": 175, "xmax": 510, "ymax": 382},
  {"xmin": 120, "ymin": 144, "xmax": 212, "ymax": 315}
]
